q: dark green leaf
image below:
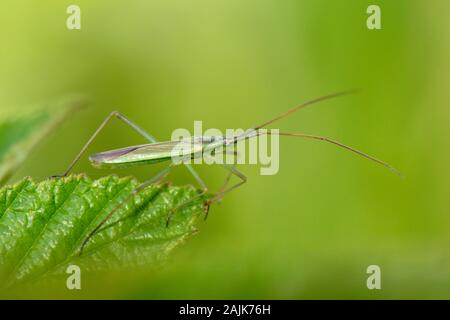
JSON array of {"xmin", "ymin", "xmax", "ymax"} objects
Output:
[{"xmin": 0, "ymin": 175, "xmax": 208, "ymax": 287}]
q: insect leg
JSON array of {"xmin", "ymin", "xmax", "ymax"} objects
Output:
[
  {"xmin": 53, "ymin": 111, "xmax": 207, "ymax": 188},
  {"xmin": 52, "ymin": 111, "xmax": 155, "ymax": 177},
  {"xmin": 208, "ymin": 163, "xmax": 247, "ymax": 208},
  {"xmin": 166, "ymin": 154, "xmax": 246, "ymax": 225},
  {"xmin": 216, "ymin": 149, "xmax": 240, "ymax": 200},
  {"xmin": 165, "ymin": 188, "xmax": 209, "ymax": 227}
]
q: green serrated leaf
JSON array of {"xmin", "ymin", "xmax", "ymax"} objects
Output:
[
  {"xmin": 0, "ymin": 97, "xmax": 87, "ymax": 185},
  {"xmin": 0, "ymin": 175, "xmax": 208, "ymax": 288}
]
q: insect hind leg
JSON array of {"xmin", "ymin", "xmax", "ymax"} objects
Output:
[{"xmin": 165, "ymin": 153, "xmax": 246, "ymax": 226}]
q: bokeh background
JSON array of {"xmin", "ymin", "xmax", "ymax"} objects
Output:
[{"xmin": 1, "ymin": 0, "xmax": 449, "ymax": 299}]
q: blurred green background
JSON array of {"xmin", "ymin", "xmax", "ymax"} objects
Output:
[{"xmin": 1, "ymin": 0, "xmax": 449, "ymax": 299}]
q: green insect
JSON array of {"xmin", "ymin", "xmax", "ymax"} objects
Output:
[{"xmin": 53, "ymin": 90, "xmax": 400, "ymax": 255}]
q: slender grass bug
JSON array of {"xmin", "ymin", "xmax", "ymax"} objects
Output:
[{"xmin": 52, "ymin": 90, "xmax": 400, "ymax": 255}]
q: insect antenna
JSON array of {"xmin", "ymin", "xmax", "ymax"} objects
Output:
[
  {"xmin": 237, "ymin": 89, "xmax": 401, "ymax": 176},
  {"xmin": 266, "ymin": 131, "xmax": 402, "ymax": 177},
  {"xmin": 253, "ymin": 89, "xmax": 358, "ymax": 130}
]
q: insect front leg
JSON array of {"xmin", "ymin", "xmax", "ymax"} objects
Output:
[
  {"xmin": 166, "ymin": 153, "xmax": 247, "ymax": 226},
  {"xmin": 216, "ymin": 148, "xmax": 241, "ymax": 202}
]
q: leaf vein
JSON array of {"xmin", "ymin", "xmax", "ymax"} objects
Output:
[
  {"xmin": 0, "ymin": 180, "xmax": 30, "ymax": 220},
  {"xmin": 6, "ymin": 179, "xmax": 83, "ymax": 282}
]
